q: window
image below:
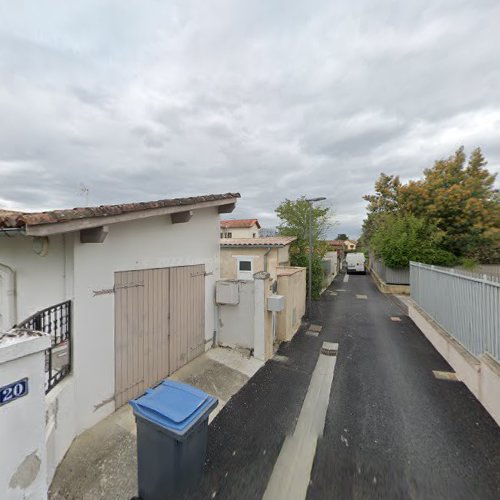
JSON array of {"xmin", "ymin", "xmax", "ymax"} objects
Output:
[
  {"xmin": 236, "ymin": 257, "xmax": 254, "ymax": 280},
  {"xmin": 239, "ymin": 260, "xmax": 252, "ymax": 271},
  {"xmin": 227, "ymin": 232, "xmax": 232, "ymax": 238}
]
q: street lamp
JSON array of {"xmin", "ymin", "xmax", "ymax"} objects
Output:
[{"xmin": 305, "ymin": 197, "xmax": 326, "ymax": 319}]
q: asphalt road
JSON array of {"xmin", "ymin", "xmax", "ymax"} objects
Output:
[
  {"xmin": 189, "ymin": 271, "xmax": 500, "ymax": 500},
  {"xmin": 308, "ymin": 272, "xmax": 500, "ymax": 500},
  {"xmin": 186, "ymin": 317, "xmax": 324, "ymax": 500}
]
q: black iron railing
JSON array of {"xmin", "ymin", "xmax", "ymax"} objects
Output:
[{"xmin": 17, "ymin": 300, "xmax": 71, "ymax": 394}]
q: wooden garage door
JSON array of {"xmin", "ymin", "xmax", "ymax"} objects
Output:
[
  {"xmin": 169, "ymin": 265, "xmax": 206, "ymax": 373},
  {"xmin": 114, "ymin": 265, "xmax": 205, "ymax": 408}
]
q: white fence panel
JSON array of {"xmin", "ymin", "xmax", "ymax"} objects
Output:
[
  {"xmin": 369, "ymin": 253, "xmax": 410, "ymax": 285},
  {"xmin": 410, "ymin": 262, "xmax": 500, "ymax": 361}
]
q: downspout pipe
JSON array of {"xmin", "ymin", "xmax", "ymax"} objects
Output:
[
  {"xmin": 0, "ymin": 262, "xmax": 17, "ymax": 330},
  {"xmin": 263, "ymin": 247, "xmax": 273, "ymax": 274}
]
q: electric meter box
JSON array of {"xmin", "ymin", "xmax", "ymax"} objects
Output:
[
  {"xmin": 267, "ymin": 295, "xmax": 285, "ymax": 312},
  {"xmin": 216, "ymin": 281, "xmax": 239, "ymax": 305}
]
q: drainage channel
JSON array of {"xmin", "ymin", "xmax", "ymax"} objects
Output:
[{"xmin": 263, "ymin": 342, "xmax": 339, "ymax": 500}]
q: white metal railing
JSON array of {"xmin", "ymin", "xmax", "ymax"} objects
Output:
[
  {"xmin": 410, "ymin": 262, "xmax": 500, "ymax": 361},
  {"xmin": 369, "ymin": 253, "xmax": 410, "ymax": 285}
]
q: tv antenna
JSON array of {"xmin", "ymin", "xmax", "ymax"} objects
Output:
[{"xmin": 79, "ymin": 183, "xmax": 90, "ymax": 206}]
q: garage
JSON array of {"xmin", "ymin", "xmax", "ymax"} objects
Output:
[{"xmin": 114, "ymin": 264, "xmax": 205, "ymax": 407}]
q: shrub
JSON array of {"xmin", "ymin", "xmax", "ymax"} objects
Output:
[{"xmin": 371, "ymin": 214, "xmax": 458, "ymax": 268}]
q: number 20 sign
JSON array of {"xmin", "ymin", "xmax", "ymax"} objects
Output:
[{"xmin": 0, "ymin": 378, "xmax": 29, "ymax": 406}]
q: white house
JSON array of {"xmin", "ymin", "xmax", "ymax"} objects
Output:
[
  {"xmin": 0, "ymin": 192, "xmax": 239, "ymax": 484},
  {"xmin": 220, "ymin": 219, "xmax": 261, "ymax": 239}
]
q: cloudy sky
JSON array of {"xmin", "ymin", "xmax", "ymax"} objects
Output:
[{"xmin": 1, "ymin": 0, "xmax": 499, "ymax": 238}]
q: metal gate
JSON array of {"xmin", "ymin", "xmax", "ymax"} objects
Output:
[{"xmin": 114, "ymin": 265, "xmax": 205, "ymax": 408}]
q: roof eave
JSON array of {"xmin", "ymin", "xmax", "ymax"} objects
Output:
[
  {"xmin": 24, "ymin": 196, "xmax": 239, "ymax": 237},
  {"xmin": 221, "ymin": 244, "xmax": 285, "ymax": 248}
]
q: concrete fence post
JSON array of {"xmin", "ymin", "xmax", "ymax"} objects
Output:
[
  {"xmin": 0, "ymin": 329, "xmax": 51, "ymax": 500},
  {"xmin": 253, "ymin": 272, "xmax": 271, "ymax": 361}
]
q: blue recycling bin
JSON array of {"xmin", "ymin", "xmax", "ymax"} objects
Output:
[{"xmin": 130, "ymin": 380, "xmax": 218, "ymax": 500}]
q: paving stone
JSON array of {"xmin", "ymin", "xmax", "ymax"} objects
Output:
[{"xmin": 306, "ymin": 331, "xmax": 319, "ymax": 337}]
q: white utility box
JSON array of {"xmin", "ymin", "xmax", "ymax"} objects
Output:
[
  {"xmin": 216, "ymin": 281, "xmax": 240, "ymax": 305},
  {"xmin": 267, "ymin": 294, "xmax": 285, "ymax": 312}
]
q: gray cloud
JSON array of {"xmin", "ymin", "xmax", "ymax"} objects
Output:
[{"xmin": 1, "ymin": 0, "xmax": 499, "ymax": 238}]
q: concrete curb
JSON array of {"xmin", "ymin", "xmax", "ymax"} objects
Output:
[{"xmin": 405, "ymin": 297, "xmax": 500, "ymax": 427}]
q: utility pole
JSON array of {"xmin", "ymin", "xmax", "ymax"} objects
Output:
[{"xmin": 305, "ymin": 197, "xmax": 326, "ymax": 318}]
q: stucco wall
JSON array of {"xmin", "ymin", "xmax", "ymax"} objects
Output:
[
  {"xmin": 0, "ymin": 234, "xmax": 72, "ymax": 328},
  {"xmin": 221, "ymin": 226, "xmax": 259, "ymax": 238},
  {"xmin": 45, "ymin": 377, "xmax": 76, "ymax": 485},
  {"xmin": 221, "ymin": 247, "xmax": 266, "ymax": 279},
  {"xmin": 71, "ymin": 208, "xmax": 220, "ymax": 432},
  {"xmin": 0, "ymin": 333, "xmax": 51, "ymax": 500},
  {"xmin": 220, "ymin": 247, "xmax": 290, "ymax": 281},
  {"xmin": 1, "ymin": 207, "xmax": 221, "ymax": 483},
  {"xmin": 277, "ymin": 246, "xmax": 290, "ymax": 265},
  {"xmin": 216, "ymin": 275, "xmax": 273, "ymax": 361},
  {"xmin": 218, "ymin": 281, "xmax": 255, "ymax": 349},
  {"xmin": 276, "ymin": 267, "xmax": 306, "ymax": 341}
]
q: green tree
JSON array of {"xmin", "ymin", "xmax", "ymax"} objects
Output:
[
  {"xmin": 275, "ymin": 197, "xmax": 333, "ymax": 299},
  {"xmin": 370, "ymin": 213, "xmax": 457, "ymax": 268},
  {"xmin": 336, "ymin": 233, "xmax": 348, "ymax": 240},
  {"xmin": 361, "ymin": 173, "xmax": 402, "ymax": 245},
  {"xmin": 400, "ymin": 147, "xmax": 499, "ymax": 260},
  {"xmin": 361, "ymin": 147, "xmax": 500, "ymax": 264},
  {"xmin": 276, "ymin": 197, "xmax": 331, "ymax": 243}
]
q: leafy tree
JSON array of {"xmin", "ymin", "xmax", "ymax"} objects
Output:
[
  {"xmin": 287, "ymin": 248, "xmax": 324, "ymax": 300},
  {"xmin": 275, "ymin": 197, "xmax": 333, "ymax": 299},
  {"xmin": 361, "ymin": 173, "xmax": 403, "ymax": 245},
  {"xmin": 336, "ymin": 233, "xmax": 348, "ymax": 240},
  {"xmin": 400, "ymin": 147, "xmax": 499, "ymax": 259},
  {"xmin": 361, "ymin": 147, "xmax": 499, "ymax": 264},
  {"xmin": 276, "ymin": 197, "xmax": 331, "ymax": 243},
  {"xmin": 370, "ymin": 213, "xmax": 457, "ymax": 268},
  {"xmin": 363, "ymin": 173, "xmax": 402, "ymax": 214}
]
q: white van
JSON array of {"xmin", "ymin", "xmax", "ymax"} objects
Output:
[{"xmin": 346, "ymin": 252, "xmax": 366, "ymax": 274}]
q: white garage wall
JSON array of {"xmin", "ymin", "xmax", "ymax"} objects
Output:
[
  {"xmin": 0, "ymin": 234, "xmax": 72, "ymax": 327},
  {"xmin": 72, "ymin": 207, "xmax": 221, "ymax": 432},
  {"xmin": 1, "ymin": 207, "xmax": 221, "ymax": 482}
]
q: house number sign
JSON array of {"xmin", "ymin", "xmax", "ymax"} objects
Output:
[{"xmin": 0, "ymin": 378, "xmax": 28, "ymax": 406}]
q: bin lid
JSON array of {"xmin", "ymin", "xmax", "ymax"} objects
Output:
[{"xmin": 129, "ymin": 380, "xmax": 217, "ymax": 436}]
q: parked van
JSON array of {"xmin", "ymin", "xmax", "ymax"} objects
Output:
[{"xmin": 346, "ymin": 252, "xmax": 366, "ymax": 274}]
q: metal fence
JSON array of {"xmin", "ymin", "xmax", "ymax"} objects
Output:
[
  {"xmin": 410, "ymin": 262, "xmax": 500, "ymax": 361},
  {"xmin": 17, "ymin": 300, "xmax": 72, "ymax": 394},
  {"xmin": 369, "ymin": 253, "xmax": 410, "ymax": 285}
]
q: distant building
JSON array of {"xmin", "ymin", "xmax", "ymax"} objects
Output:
[
  {"xmin": 345, "ymin": 239, "xmax": 357, "ymax": 251},
  {"xmin": 328, "ymin": 240, "xmax": 345, "ymax": 253},
  {"xmin": 328, "ymin": 239, "xmax": 356, "ymax": 252},
  {"xmin": 220, "ymin": 236, "xmax": 296, "ymax": 281},
  {"xmin": 220, "ymin": 219, "xmax": 261, "ymax": 239}
]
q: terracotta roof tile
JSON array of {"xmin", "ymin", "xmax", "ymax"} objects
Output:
[
  {"xmin": 220, "ymin": 236, "xmax": 296, "ymax": 247},
  {"xmin": 0, "ymin": 193, "xmax": 240, "ymax": 229},
  {"xmin": 220, "ymin": 219, "xmax": 261, "ymax": 229}
]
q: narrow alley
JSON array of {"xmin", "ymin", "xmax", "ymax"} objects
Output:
[{"xmin": 191, "ymin": 272, "xmax": 500, "ymax": 500}]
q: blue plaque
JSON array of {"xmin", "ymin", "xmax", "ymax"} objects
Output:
[{"xmin": 0, "ymin": 378, "xmax": 29, "ymax": 406}]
